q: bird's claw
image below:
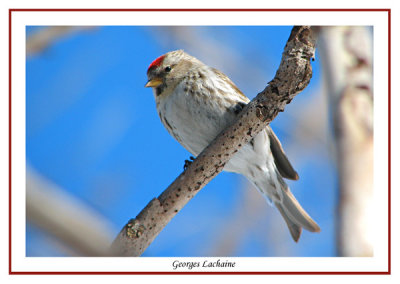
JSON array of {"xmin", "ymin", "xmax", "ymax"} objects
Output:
[{"xmin": 183, "ymin": 156, "xmax": 195, "ymax": 170}]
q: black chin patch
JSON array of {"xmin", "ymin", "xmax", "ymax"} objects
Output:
[{"xmin": 155, "ymin": 84, "xmax": 166, "ymax": 96}]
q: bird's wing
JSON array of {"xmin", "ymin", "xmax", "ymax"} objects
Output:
[
  {"xmin": 211, "ymin": 68, "xmax": 250, "ymax": 103},
  {"xmin": 267, "ymin": 127, "xmax": 299, "ymax": 181},
  {"xmin": 211, "ymin": 67, "xmax": 298, "ymax": 181}
]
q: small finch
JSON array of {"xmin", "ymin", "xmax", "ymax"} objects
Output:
[{"xmin": 145, "ymin": 50, "xmax": 320, "ymax": 241}]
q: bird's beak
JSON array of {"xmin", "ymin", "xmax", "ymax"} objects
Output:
[{"xmin": 145, "ymin": 78, "xmax": 163, "ymax": 88}]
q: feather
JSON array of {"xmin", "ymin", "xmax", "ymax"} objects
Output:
[
  {"xmin": 267, "ymin": 128, "xmax": 299, "ymax": 180},
  {"xmin": 278, "ymin": 185, "xmax": 321, "ymax": 233},
  {"xmin": 275, "ymin": 202, "xmax": 302, "ymax": 242}
]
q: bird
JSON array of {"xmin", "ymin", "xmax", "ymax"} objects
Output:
[{"xmin": 145, "ymin": 50, "xmax": 320, "ymax": 242}]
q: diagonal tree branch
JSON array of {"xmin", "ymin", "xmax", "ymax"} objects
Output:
[{"xmin": 111, "ymin": 26, "xmax": 317, "ymax": 256}]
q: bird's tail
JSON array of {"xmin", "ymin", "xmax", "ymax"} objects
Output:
[
  {"xmin": 274, "ymin": 186, "xmax": 320, "ymax": 242},
  {"xmin": 251, "ymin": 174, "xmax": 320, "ymax": 242}
]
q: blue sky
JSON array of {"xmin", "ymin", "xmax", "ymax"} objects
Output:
[{"xmin": 26, "ymin": 26, "xmax": 336, "ymax": 257}]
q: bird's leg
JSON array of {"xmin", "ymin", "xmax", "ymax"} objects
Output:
[{"xmin": 183, "ymin": 156, "xmax": 195, "ymax": 170}]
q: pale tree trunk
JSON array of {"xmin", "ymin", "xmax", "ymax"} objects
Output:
[{"xmin": 318, "ymin": 26, "xmax": 373, "ymax": 256}]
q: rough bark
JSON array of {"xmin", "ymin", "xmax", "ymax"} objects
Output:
[
  {"xmin": 111, "ymin": 26, "xmax": 317, "ymax": 256},
  {"xmin": 317, "ymin": 26, "xmax": 373, "ymax": 256}
]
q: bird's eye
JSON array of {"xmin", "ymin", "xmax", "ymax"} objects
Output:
[{"xmin": 164, "ymin": 66, "xmax": 172, "ymax": 72}]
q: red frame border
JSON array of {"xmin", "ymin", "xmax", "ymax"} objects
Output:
[{"xmin": 9, "ymin": 8, "xmax": 391, "ymax": 275}]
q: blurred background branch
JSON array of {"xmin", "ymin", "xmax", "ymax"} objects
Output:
[
  {"xmin": 26, "ymin": 165, "xmax": 115, "ymax": 256},
  {"xmin": 26, "ymin": 26, "xmax": 96, "ymax": 57}
]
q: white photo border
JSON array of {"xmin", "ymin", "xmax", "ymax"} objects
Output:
[{"xmin": 10, "ymin": 9, "xmax": 390, "ymax": 274}]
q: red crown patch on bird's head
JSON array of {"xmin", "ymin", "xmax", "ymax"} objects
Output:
[{"xmin": 147, "ymin": 55, "xmax": 165, "ymax": 72}]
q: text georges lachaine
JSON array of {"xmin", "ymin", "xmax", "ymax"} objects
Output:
[{"xmin": 172, "ymin": 259, "xmax": 236, "ymax": 270}]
